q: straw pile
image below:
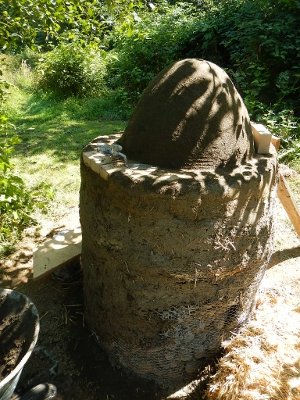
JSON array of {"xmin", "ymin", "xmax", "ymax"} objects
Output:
[{"xmin": 206, "ymin": 285, "xmax": 300, "ymax": 400}]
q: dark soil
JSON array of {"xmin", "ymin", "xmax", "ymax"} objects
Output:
[
  {"xmin": 0, "ymin": 290, "xmax": 37, "ymax": 382},
  {"xmin": 15, "ymin": 263, "xmax": 170, "ymax": 400},
  {"xmin": 0, "ymin": 339, "xmax": 24, "ymax": 381}
]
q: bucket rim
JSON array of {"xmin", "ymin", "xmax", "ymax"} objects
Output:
[{"xmin": 0, "ymin": 288, "xmax": 40, "ymax": 389}]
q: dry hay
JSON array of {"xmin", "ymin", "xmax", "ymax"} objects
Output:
[{"xmin": 206, "ymin": 284, "xmax": 300, "ymax": 400}]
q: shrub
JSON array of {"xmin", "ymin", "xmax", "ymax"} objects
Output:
[
  {"xmin": 181, "ymin": 0, "xmax": 300, "ymax": 116},
  {"xmin": 61, "ymin": 88, "xmax": 132, "ymax": 120},
  {"xmin": 107, "ymin": 0, "xmax": 300, "ymax": 119},
  {"xmin": 0, "ymin": 121, "xmax": 32, "ymax": 254},
  {"xmin": 107, "ymin": 4, "xmax": 201, "ymax": 101},
  {"xmin": 0, "ymin": 129, "xmax": 53, "ymax": 255},
  {"xmin": 37, "ymin": 43, "xmax": 108, "ymax": 98},
  {"xmin": 0, "ymin": 68, "xmax": 53, "ymax": 256},
  {"xmin": 14, "ymin": 47, "xmax": 42, "ymax": 69}
]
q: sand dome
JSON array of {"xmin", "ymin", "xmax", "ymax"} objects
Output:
[{"xmin": 118, "ymin": 58, "xmax": 254, "ymax": 169}]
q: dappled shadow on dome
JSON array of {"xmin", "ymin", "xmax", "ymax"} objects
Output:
[{"xmin": 118, "ymin": 58, "xmax": 254, "ymax": 170}]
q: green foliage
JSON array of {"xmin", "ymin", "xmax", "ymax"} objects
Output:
[
  {"xmin": 229, "ymin": 1, "xmax": 299, "ymax": 112},
  {"xmin": 0, "ymin": 0, "xmax": 106, "ymax": 51},
  {"xmin": 0, "ymin": 116, "xmax": 49, "ymax": 255},
  {"xmin": 37, "ymin": 43, "xmax": 108, "ymax": 98},
  {"xmin": 15, "ymin": 47, "xmax": 42, "ymax": 69},
  {"xmin": 181, "ymin": 0, "xmax": 300, "ymax": 114},
  {"xmin": 2, "ymin": 57, "xmax": 36, "ymax": 92},
  {"xmin": 0, "ymin": 0, "xmax": 150, "ymax": 53},
  {"xmin": 108, "ymin": 0, "xmax": 300, "ymax": 115},
  {"xmin": 61, "ymin": 89, "xmax": 132, "ymax": 120},
  {"xmin": 0, "ymin": 59, "xmax": 52, "ymax": 255},
  {"xmin": 108, "ymin": 4, "xmax": 200, "ymax": 101},
  {"xmin": 260, "ymin": 109, "xmax": 300, "ymax": 159},
  {"xmin": 0, "ymin": 68, "xmax": 10, "ymax": 104}
]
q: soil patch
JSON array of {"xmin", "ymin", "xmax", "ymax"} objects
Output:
[
  {"xmin": 0, "ymin": 338, "xmax": 24, "ymax": 381},
  {"xmin": 0, "ymin": 289, "xmax": 38, "ymax": 386}
]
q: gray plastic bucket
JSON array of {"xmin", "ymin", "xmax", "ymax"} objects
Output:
[{"xmin": 0, "ymin": 288, "xmax": 39, "ymax": 400}]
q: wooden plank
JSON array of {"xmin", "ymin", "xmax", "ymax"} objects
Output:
[
  {"xmin": 271, "ymin": 135, "xmax": 280, "ymax": 151},
  {"xmin": 277, "ymin": 172, "xmax": 300, "ymax": 237},
  {"xmin": 251, "ymin": 122, "xmax": 272, "ymax": 154},
  {"xmin": 33, "ymin": 226, "xmax": 82, "ymax": 278},
  {"xmin": 250, "ymin": 122, "xmax": 300, "ymax": 237},
  {"xmin": 251, "ymin": 122, "xmax": 280, "ymax": 154}
]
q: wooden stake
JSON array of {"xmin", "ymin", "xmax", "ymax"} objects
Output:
[{"xmin": 277, "ymin": 172, "xmax": 300, "ymax": 237}]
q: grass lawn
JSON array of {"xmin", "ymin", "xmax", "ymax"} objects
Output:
[{"xmin": 6, "ymin": 83, "xmax": 126, "ymax": 223}]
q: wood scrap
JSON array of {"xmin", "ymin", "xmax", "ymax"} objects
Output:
[
  {"xmin": 251, "ymin": 121, "xmax": 300, "ymax": 238},
  {"xmin": 277, "ymin": 173, "xmax": 300, "ymax": 237}
]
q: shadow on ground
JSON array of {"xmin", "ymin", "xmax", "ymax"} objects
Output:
[
  {"xmin": 11, "ymin": 93, "xmax": 126, "ymax": 163},
  {"xmin": 268, "ymin": 245, "xmax": 300, "ymax": 269}
]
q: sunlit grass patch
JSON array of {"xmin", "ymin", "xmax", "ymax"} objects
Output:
[{"xmin": 3, "ymin": 63, "xmax": 126, "ymax": 233}]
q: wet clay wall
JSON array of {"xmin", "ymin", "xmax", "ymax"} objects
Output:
[{"xmin": 80, "ymin": 134, "xmax": 277, "ymax": 389}]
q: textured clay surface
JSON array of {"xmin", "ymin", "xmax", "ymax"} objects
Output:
[
  {"xmin": 80, "ymin": 134, "xmax": 277, "ymax": 389},
  {"xmin": 118, "ymin": 58, "xmax": 254, "ymax": 170}
]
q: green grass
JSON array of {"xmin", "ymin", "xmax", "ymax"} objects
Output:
[{"xmin": 5, "ymin": 75, "xmax": 126, "ymax": 224}]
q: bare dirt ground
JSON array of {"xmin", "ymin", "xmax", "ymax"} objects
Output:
[{"xmin": 1, "ymin": 171, "xmax": 300, "ymax": 400}]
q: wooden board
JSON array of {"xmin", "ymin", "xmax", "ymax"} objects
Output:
[{"xmin": 277, "ymin": 173, "xmax": 300, "ymax": 237}]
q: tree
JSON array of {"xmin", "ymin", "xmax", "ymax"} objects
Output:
[{"xmin": 0, "ymin": 0, "xmax": 148, "ymax": 52}]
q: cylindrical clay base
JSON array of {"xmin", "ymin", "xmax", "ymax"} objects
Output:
[{"xmin": 80, "ymin": 134, "xmax": 277, "ymax": 389}]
